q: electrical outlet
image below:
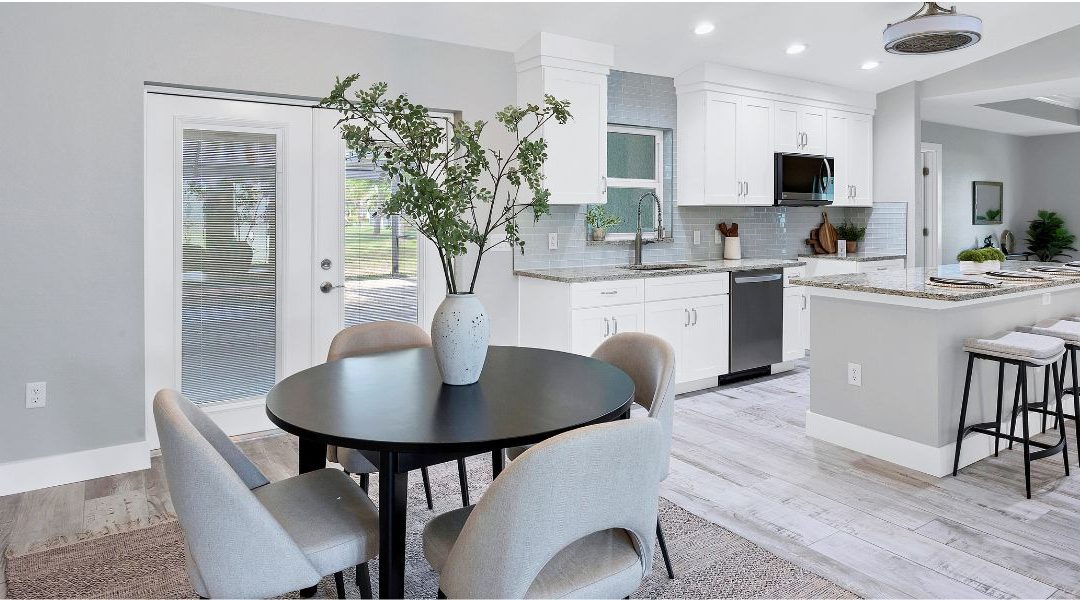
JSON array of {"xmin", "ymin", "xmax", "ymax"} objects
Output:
[
  {"xmin": 26, "ymin": 381, "xmax": 46, "ymax": 408},
  {"xmin": 1043, "ymin": 293, "xmax": 1052, "ymax": 306},
  {"xmin": 693, "ymin": 230, "xmax": 701, "ymax": 245},
  {"xmin": 714, "ymin": 229, "xmax": 723, "ymax": 244},
  {"xmin": 847, "ymin": 363, "xmax": 862, "ymax": 387},
  {"xmin": 548, "ymin": 233, "xmax": 558, "ymax": 250}
]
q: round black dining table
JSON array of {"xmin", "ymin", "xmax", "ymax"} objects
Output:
[{"xmin": 265, "ymin": 345, "xmax": 635, "ymax": 599}]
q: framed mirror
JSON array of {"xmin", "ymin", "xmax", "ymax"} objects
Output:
[{"xmin": 973, "ymin": 181, "xmax": 1003, "ymax": 225}]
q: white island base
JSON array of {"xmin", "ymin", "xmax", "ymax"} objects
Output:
[{"xmin": 801, "ymin": 270, "xmax": 1080, "ymax": 477}]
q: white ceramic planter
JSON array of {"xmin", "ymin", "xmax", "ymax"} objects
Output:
[
  {"xmin": 959, "ymin": 260, "xmax": 1000, "ymax": 274},
  {"xmin": 431, "ymin": 293, "xmax": 490, "ymax": 385}
]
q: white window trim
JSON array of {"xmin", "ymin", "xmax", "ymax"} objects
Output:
[{"xmin": 605, "ymin": 125, "xmax": 664, "ymax": 241}]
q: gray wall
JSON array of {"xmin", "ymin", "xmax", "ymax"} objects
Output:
[
  {"xmin": 921, "ymin": 122, "xmax": 1029, "ymax": 262},
  {"xmin": 873, "ymin": 82, "xmax": 923, "ymax": 265},
  {"xmin": 1024, "ymin": 131, "xmax": 1080, "ymax": 249},
  {"xmin": 0, "ymin": 3, "xmax": 517, "ymax": 463}
]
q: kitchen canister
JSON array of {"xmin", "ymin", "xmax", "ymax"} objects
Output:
[{"xmin": 723, "ymin": 236, "xmax": 742, "ymax": 260}]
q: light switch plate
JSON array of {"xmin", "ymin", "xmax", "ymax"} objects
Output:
[
  {"xmin": 26, "ymin": 381, "xmax": 46, "ymax": 408},
  {"xmin": 714, "ymin": 229, "xmax": 723, "ymax": 244},
  {"xmin": 693, "ymin": 230, "xmax": 701, "ymax": 245},
  {"xmin": 847, "ymin": 363, "xmax": 862, "ymax": 387},
  {"xmin": 548, "ymin": 233, "xmax": 558, "ymax": 250}
]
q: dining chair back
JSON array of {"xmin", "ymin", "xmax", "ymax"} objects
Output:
[
  {"xmin": 436, "ymin": 418, "xmax": 665, "ymax": 598},
  {"xmin": 153, "ymin": 389, "xmax": 320, "ymax": 598},
  {"xmin": 327, "ymin": 321, "xmax": 432, "ymax": 361}
]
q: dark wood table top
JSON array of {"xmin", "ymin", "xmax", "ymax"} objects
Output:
[{"xmin": 266, "ymin": 345, "xmax": 634, "ymax": 453}]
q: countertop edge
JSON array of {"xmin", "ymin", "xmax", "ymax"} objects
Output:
[
  {"xmin": 797, "ymin": 254, "xmax": 907, "ymax": 262},
  {"xmin": 514, "ymin": 260, "xmax": 807, "ymax": 283}
]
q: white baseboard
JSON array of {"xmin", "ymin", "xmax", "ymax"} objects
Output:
[
  {"xmin": 676, "ymin": 377, "xmax": 720, "ymax": 395},
  {"xmin": 201, "ymin": 397, "xmax": 276, "ymax": 439},
  {"xmin": 0, "ymin": 441, "xmax": 150, "ymax": 496},
  {"xmin": 805, "ymin": 410, "xmax": 1054, "ymax": 478}
]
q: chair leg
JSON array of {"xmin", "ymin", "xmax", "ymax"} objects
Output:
[
  {"xmin": 1071, "ymin": 347, "xmax": 1080, "ymax": 462},
  {"xmin": 457, "ymin": 459, "xmax": 471, "ymax": 506},
  {"xmin": 356, "ymin": 563, "xmax": 372, "ymax": 599},
  {"xmin": 994, "ymin": 361, "xmax": 1005, "ymax": 457},
  {"xmin": 334, "ymin": 571, "xmax": 346, "ymax": 599},
  {"xmin": 1054, "ymin": 361, "xmax": 1070, "ymax": 476},
  {"xmin": 421, "ymin": 467, "xmax": 434, "ymax": 510},
  {"xmin": 437, "ymin": 589, "xmax": 447, "ymax": 599},
  {"xmin": 953, "ymin": 354, "xmax": 975, "ymax": 476},
  {"xmin": 656, "ymin": 517, "xmax": 675, "ymax": 579},
  {"xmin": 1020, "ymin": 366, "xmax": 1033, "ymax": 499},
  {"xmin": 1009, "ymin": 365, "xmax": 1022, "ymax": 450},
  {"xmin": 1043, "ymin": 365, "xmax": 1051, "ymax": 432},
  {"xmin": 359, "ymin": 473, "xmax": 369, "ymax": 494},
  {"xmin": 300, "ymin": 585, "xmax": 318, "ymax": 598}
]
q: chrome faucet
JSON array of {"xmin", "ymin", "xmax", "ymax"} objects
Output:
[{"xmin": 634, "ymin": 191, "xmax": 665, "ymax": 266}]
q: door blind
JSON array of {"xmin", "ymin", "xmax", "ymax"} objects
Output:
[{"xmin": 181, "ymin": 128, "xmax": 278, "ymax": 404}]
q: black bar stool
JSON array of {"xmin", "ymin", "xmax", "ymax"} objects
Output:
[
  {"xmin": 1051, "ymin": 317, "xmax": 1080, "ymax": 453},
  {"xmin": 954, "ymin": 331, "xmax": 1069, "ymax": 498}
]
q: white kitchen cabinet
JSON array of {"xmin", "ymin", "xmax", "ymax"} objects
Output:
[
  {"xmin": 570, "ymin": 303, "xmax": 644, "ymax": 356},
  {"xmin": 783, "ymin": 287, "xmax": 807, "ymax": 361},
  {"xmin": 856, "ymin": 258, "xmax": 906, "ymax": 273},
  {"xmin": 736, "ymin": 96, "xmax": 775, "ymax": 205},
  {"xmin": 827, "ymin": 110, "xmax": 874, "ymax": 207},
  {"xmin": 774, "ymin": 102, "xmax": 827, "ymax": 155},
  {"xmin": 644, "ymin": 298, "xmax": 689, "ymax": 377},
  {"xmin": 682, "ymin": 295, "xmax": 731, "ymax": 380}
]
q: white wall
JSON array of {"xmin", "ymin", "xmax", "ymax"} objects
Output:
[
  {"xmin": 921, "ymin": 122, "xmax": 1028, "ymax": 263},
  {"xmin": 1024, "ymin": 131, "xmax": 1080, "ymax": 251},
  {"xmin": 0, "ymin": 3, "xmax": 518, "ymax": 466},
  {"xmin": 873, "ymin": 82, "xmax": 923, "ymax": 264}
]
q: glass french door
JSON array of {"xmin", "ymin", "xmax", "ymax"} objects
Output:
[{"xmin": 145, "ymin": 95, "xmax": 423, "ymax": 441}]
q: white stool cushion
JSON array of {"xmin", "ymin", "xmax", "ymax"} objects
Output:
[
  {"xmin": 1018, "ymin": 319, "xmax": 1080, "ymax": 344},
  {"xmin": 963, "ymin": 331, "xmax": 1065, "ymax": 366}
]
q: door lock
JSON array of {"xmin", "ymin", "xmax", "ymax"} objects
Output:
[
  {"xmin": 319, "ymin": 281, "xmax": 344, "ymax": 293},
  {"xmin": 320, "ymin": 258, "xmax": 332, "ymax": 270}
]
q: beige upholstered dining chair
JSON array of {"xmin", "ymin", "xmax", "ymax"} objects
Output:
[
  {"xmin": 154, "ymin": 389, "xmax": 377, "ymax": 599},
  {"xmin": 423, "ymin": 418, "xmax": 666, "ymax": 599},
  {"xmin": 505, "ymin": 332, "xmax": 677, "ymax": 579},
  {"xmin": 326, "ymin": 321, "xmax": 474, "ymax": 508}
]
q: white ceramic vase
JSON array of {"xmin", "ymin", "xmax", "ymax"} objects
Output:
[{"xmin": 430, "ymin": 293, "xmax": 490, "ymax": 385}]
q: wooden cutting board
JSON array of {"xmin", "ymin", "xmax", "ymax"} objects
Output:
[{"xmin": 817, "ymin": 212, "xmax": 838, "ymax": 254}]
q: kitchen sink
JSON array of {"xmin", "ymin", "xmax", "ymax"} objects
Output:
[{"xmin": 619, "ymin": 263, "xmax": 705, "ymax": 271}]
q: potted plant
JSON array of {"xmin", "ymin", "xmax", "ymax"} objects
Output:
[
  {"xmin": 957, "ymin": 247, "xmax": 1006, "ymax": 274},
  {"xmin": 585, "ymin": 205, "xmax": 621, "ymax": 241},
  {"xmin": 835, "ymin": 220, "xmax": 866, "ymax": 254},
  {"xmin": 321, "ymin": 75, "xmax": 570, "ymax": 385},
  {"xmin": 1026, "ymin": 210, "xmax": 1077, "ymax": 262}
]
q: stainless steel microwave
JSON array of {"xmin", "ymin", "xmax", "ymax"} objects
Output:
[{"xmin": 774, "ymin": 153, "xmax": 834, "ymax": 206}]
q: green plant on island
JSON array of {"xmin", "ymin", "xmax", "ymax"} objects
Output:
[
  {"xmin": 1026, "ymin": 210, "xmax": 1076, "ymax": 262},
  {"xmin": 585, "ymin": 205, "xmax": 621, "ymax": 231},
  {"xmin": 956, "ymin": 247, "xmax": 1006, "ymax": 263},
  {"xmin": 319, "ymin": 74, "xmax": 572, "ymax": 294},
  {"xmin": 835, "ymin": 220, "xmax": 866, "ymax": 242}
]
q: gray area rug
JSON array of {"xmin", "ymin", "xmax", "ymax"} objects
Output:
[{"xmin": 5, "ymin": 457, "xmax": 857, "ymax": 598}]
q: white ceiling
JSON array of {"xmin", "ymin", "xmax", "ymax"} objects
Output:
[
  {"xmin": 218, "ymin": 2, "xmax": 1080, "ymax": 93},
  {"xmin": 922, "ymin": 76, "xmax": 1080, "ymax": 136}
]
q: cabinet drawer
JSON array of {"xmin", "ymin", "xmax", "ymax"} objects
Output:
[
  {"xmin": 783, "ymin": 266, "xmax": 806, "ymax": 287},
  {"xmin": 570, "ymin": 279, "xmax": 644, "ymax": 309},
  {"xmin": 857, "ymin": 259, "xmax": 905, "ymax": 273},
  {"xmin": 644, "ymin": 272, "xmax": 729, "ymax": 302}
]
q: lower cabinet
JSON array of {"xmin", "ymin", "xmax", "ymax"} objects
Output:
[
  {"xmin": 782, "ymin": 286, "xmax": 807, "ymax": 361},
  {"xmin": 569, "ymin": 303, "xmax": 644, "ymax": 356},
  {"xmin": 644, "ymin": 294, "xmax": 730, "ymax": 384}
]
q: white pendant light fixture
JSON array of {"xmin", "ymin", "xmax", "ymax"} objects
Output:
[{"xmin": 883, "ymin": 2, "xmax": 982, "ymax": 54}]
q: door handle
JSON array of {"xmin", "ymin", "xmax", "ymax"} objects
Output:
[
  {"xmin": 604, "ymin": 317, "xmax": 610, "ymax": 337},
  {"xmin": 734, "ymin": 274, "xmax": 783, "ymax": 283},
  {"xmin": 684, "ymin": 308, "xmax": 690, "ymax": 327},
  {"xmin": 319, "ymin": 281, "xmax": 344, "ymax": 293},
  {"xmin": 692, "ymin": 308, "xmax": 698, "ymax": 326},
  {"xmin": 612, "ymin": 316, "xmax": 618, "ymax": 334}
]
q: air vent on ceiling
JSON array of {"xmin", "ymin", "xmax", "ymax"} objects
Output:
[{"xmin": 884, "ymin": 3, "xmax": 983, "ymax": 55}]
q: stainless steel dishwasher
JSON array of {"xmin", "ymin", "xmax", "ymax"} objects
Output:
[{"xmin": 729, "ymin": 269, "xmax": 784, "ymax": 372}]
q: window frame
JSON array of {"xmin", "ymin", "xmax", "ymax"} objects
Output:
[{"xmin": 604, "ymin": 125, "xmax": 665, "ymax": 240}]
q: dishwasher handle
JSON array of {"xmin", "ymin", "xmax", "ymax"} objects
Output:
[{"xmin": 733, "ymin": 273, "xmax": 783, "ymax": 284}]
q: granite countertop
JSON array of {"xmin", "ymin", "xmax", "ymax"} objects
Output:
[
  {"xmin": 797, "ymin": 252, "xmax": 907, "ymax": 262},
  {"xmin": 791, "ymin": 262, "xmax": 1080, "ymax": 301},
  {"xmin": 515, "ymin": 258, "xmax": 806, "ymax": 283}
]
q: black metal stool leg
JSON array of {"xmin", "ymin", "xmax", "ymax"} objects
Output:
[
  {"xmin": 656, "ymin": 517, "xmax": 675, "ymax": 579},
  {"xmin": 356, "ymin": 563, "xmax": 372, "ymax": 599},
  {"xmin": 457, "ymin": 459, "xmax": 471, "ymax": 506},
  {"xmin": 334, "ymin": 571, "xmax": 346, "ymax": 599},
  {"xmin": 1071, "ymin": 347, "xmax": 1080, "ymax": 461},
  {"xmin": 1054, "ymin": 361, "xmax": 1070, "ymax": 476},
  {"xmin": 953, "ymin": 354, "xmax": 976, "ymax": 476},
  {"xmin": 1043, "ymin": 365, "xmax": 1051, "ymax": 432},
  {"xmin": 994, "ymin": 361, "xmax": 1005, "ymax": 457},
  {"xmin": 359, "ymin": 472, "xmax": 369, "ymax": 494},
  {"xmin": 1020, "ymin": 366, "xmax": 1033, "ymax": 499},
  {"xmin": 1009, "ymin": 366, "xmax": 1022, "ymax": 450},
  {"xmin": 421, "ymin": 467, "xmax": 434, "ymax": 509}
]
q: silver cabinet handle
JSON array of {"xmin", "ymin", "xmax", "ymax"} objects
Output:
[
  {"xmin": 604, "ymin": 317, "xmax": 610, "ymax": 337},
  {"xmin": 601, "ymin": 175, "xmax": 608, "ymax": 195},
  {"xmin": 802, "ymin": 294, "xmax": 807, "ymax": 310},
  {"xmin": 600, "ymin": 290, "xmax": 618, "ymax": 295},
  {"xmin": 319, "ymin": 281, "xmax": 344, "ymax": 293},
  {"xmin": 684, "ymin": 308, "xmax": 690, "ymax": 327},
  {"xmin": 853, "ymin": 185, "xmax": 858, "ymax": 198},
  {"xmin": 612, "ymin": 316, "xmax": 618, "ymax": 334},
  {"xmin": 745, "ymin": 181, "xmax": 749, "ymax": 196},
  {"xmin": 692, "ymin": 308, "xmax": 698, "ymax": 325}
]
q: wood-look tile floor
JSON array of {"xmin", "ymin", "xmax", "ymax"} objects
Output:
[{"xmin": 3, "ymin": 362, "xmax": 1080, "ymax": 598}]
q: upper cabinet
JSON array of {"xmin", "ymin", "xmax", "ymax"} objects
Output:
[
  {"xmin": 675, "ymin": 63, "xmax": 875, "ymax": 208},
  {"xmin": 774, "ymin": 102, "xmax": 827, "ymax": 155},
  {"xmin": 515, "ymin": 33, "xmax": 613, "ymax": 205},
  {"xmin": 827, "ymin": 110, "xmax": 873, "ymax": 207}
]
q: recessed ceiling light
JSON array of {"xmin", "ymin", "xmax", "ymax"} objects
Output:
[
  {"xmin": 786, "ymin": 43, "xmax": 807, "ymax": 55},
  {"xmin": 694, "ymin": 22, "xmax": 715, "ymax": 35},
  {"xmin": 861, "ymin": 60, "xmax": 880, "ymax": 70}
]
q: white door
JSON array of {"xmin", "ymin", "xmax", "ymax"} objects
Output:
[
  {"xmin": 542, "ymin": 69, "xmax": 606, "ymax": 204},
  {"xmin": 847, "ymin": 113, "xmax": 873, "ymax": 206},
  {"xmin": 682, "ymin": 295, "xmax": 730, "ymax": 380},
  {"xmin": 736, "ymin": 97, "xmax": 774, "ymax": 206},
  {"xmin": 705, "ymin": 93, "xmax": 740, "ymax": 205},
  {"xmin": 571, "ymin": 306, "xmax": 616, "ymax": 356},
  {"xmin": 826, "ymin": 111, "xmax": 850, "ymax": 206},
  {"xmin": 773, "ymin": 102, "xmax": 801, "ymax": 154},
  {"xmin": 644, "ymin": 299, "xmax": 689, "ymax": 381},
  {"xmin": 800, "ymin": 106, "xmax": 828, "ymax": 156}
]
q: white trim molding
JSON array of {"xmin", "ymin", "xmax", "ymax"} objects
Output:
[
  {"xmin": 0, "ymin": 441, "xmax": 150, "ymax": 497},
  {"xmin": 806, "ymin": 409, "xmax": 1053, "ymax": 478}
]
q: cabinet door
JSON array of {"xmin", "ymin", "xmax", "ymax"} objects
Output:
[
  {"xmin": 644, "ymin": 298, "xmax": 688, "ymax": 381},
  {"xmin": 783, "ymin": 287, "xmax": 805, "ymax": 361},
  {"xmin": 847, "ymin": 113, "xmax": 873, "ymax": 206},
  {"xmin": 683, "ymin": 295, "xmax": 730, "ymax": 380},
  {"xmin": 542, "ymin": 69, "xmax": 606, "ymax": 205},
  {"xmin": 826, "ymin": 111, "xmax": 850, "ymax": 206},
  {"xmin": 609, "ymin": 302, "xmax": 645, "ymax": 337},
  {"xmin": 773, "ymin": 102, "xmax": 801, "ymax": 154},
  {"xmin": 570, "ymin": 306, "xmax": 614, "ymax": 356},
  {"xmin": 799, "ymin": 291, "xmax": 810, "ymax": 353},
  {"xmin": 705, "ymin": 93, "xmax": 740, "ymax": 205},
  {"xmin": 736, "ymin": 97, "xmax": 774, "ymax": 206},
  {"xmin": 800, "ymin": 106, "xmax": 828, "ymax": 155}
]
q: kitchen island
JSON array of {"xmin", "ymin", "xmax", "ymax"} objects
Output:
[{"xmin": 792, "ymin": 262, "xmax": 1080, "ymax": 476}]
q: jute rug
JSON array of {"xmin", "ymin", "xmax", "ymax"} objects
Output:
[{"xmin": 5, "ymin": 458, "xmax": 857, "ymax": 599}]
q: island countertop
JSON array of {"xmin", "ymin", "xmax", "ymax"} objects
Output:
[
  {"xmin": 797, "ymin": 252, "xmax": 907, "ymax": 262},
  {"xmin": 791, "ymin": 262, "xmax": 1080, "ymax": 303},
  {"xmin": 514, "ymin": 258, "xmax": 805, "ymax": 283}
]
